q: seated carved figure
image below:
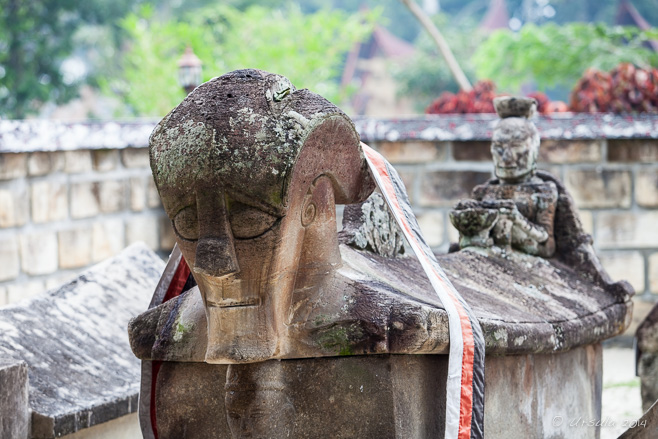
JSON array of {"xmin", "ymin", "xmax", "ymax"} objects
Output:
[{"xmin": 450, "ymin": 97, "xmax": 557, "ymax": 257}]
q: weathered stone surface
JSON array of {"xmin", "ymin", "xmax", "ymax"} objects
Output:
[
  {"xmin": 638, "ymin": 352, "xmax": 658, "ymax": 413},
  {"xmin": 637, "ymin": 168, "xmax": 658, "ymax": 208},
  {"xmin": 565, "ymin": 169, "xmax": 632, "ymax": 209},
  {"xmin": 126, "ymin": 216, "xmax": 159, "ymax": 250},
  {"xmin": 19, "ymin": 232, "xmax": 58, "ymax": 276},
  {"xmin": 64, "ymin": 150, "xmax": 93, "ymax": 173},
  {"xmin": 150, "ymin": 344, "xmax": 602, "ymax": 439},
  {"xmin": 70, "ymin": 182, "xmax": 100, "ymax": 219},
  {"xmin": 598, "ymin": 212, "xmax": 658, "ymax": 248},
  {"xmin": 0, "ymin": 286, "xmax": 7, "ymax": 306},
  {"xmin": 0, "ymin": 120, "xmax": 156, "ymax": 153},
  {"xmin": 58, "ymin": 227, "xmax": 93, "ymax": 269},
  {"xmin": 121, "ymin": 148, "xmax": 150, "ymax": 168},
  {"xmin": 650, "ymin": 253, "xmax": 658, "ymax": 294},
  {"xmin": 618, "ymin": 399, "xmax": 658, "ymax": 438},
  {"xmin": 0, "ymin": 153, "xmax": 27, "ymax": 180},
  {"xmin": 608, "ymin": 140, "xmax": 658, "ymax": 162},
  {"xmin": 0, "ymin": 183, "xmax": 29, "ymax": 228},
  {"xmin": 92, "ymin": 219, "xmax": 125, "ymax": 263},
  {"xmin": 450, "ymin": 107, "xmax": 558, "ymax": 259},
  {"xmin": 452, "ymin": 141, "xmax": 491, "ymax": 161},
  {"xmin": 420, "ymin": 170, "xmax": 491, "ymax": 207},
  {"xmin": 0, "ymin": 235, "xmax": 20, "ymax": 282},
  {"xmin": 635, "ymin": 301, "xmax": 658, "ymax": 413},
  {"xmin": 376, "ymin": 141, "xmax": 448, "ymax": 164},
  {"xmin": 0, "ymin": 359, "xmax": 29, "ymax": 439},
  {"xmin": 485, "ymin": 344, "xmax": 601, "ymax": 438},
  {"xmin": 154, "ymin": 356, "xmax": 447, "ymax": 439},
  {"xmin": 0, "ymin": 243, "xmax": 163, "ymax": 438},
  {"xmin": 354, "ymin": 114, "xmax": 658, "ymax": 143},
  {"xmin": 98, "ymin": 179, "xmax": 125, "ymax": 213},
  {"xmin": 31, "ymin": 180, "xmax": 68, "ymax": 223},
  {"xmin": 599, "ymin": 251, "xmax": 645, "ymax": 293},
  {"xmin": 130, "ymin": 177, "xmax": 146, "ymax": 211},
  {"xmin": 538, "ymin": 139, "xmax": 602, "ymax": 163},
  {"xmin": 339, "ymin": 193, "xmax": 409, "ymax": 258},
  {"xmin": 92, "ymin": 149, "xmax": 119, "ymax": 172}
]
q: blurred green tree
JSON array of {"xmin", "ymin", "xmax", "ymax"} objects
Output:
[
  {"xmin": 0, "ymin": 0, "xmax": 149, "ymax": 118},
  {"xmin": 104, "ymin": 4, "xmax": 376, "ymax": 116},
  {"xmin": 472, "ymin": 22, "xmax": 658, "ymax": 93},
  {"xmin": 393, "ymin": 14, "xmax": 485, "ymax": 111}
]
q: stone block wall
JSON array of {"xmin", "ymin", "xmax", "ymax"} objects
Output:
[
  {"xmin": 355, "ymin": 114, "xmax": 658, "ymax": 335},
  {"xmin": 1, "ymin": 116, "xmax": 657, "ymax": 334},
  {"xmin": 0, "ymin": 121, "xmax": 171, "ymax": 306}
]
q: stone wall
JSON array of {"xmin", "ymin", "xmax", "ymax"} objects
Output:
[
  {"xmin": 0, "ymin": 121, "xmax": 168, "ymax": 306},
  {"xmin": 354, "ymin": 113, "xmax": 658, "ymax": 335},
  {"xmin": 1, "ymin": 116, "xmax": 657, "ymax": 333}
]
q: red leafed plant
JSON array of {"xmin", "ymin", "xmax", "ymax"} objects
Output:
[
  {"xmin": 425, "ymin": 82, "xmax": 568, "ymax": 115},
  {"xmin": 570, "ymin": 63, "xmax": 658, "ymax": 113},
  {"xmin": 425, "ymin": 80, "xmax": 497, "ymax": 114}
]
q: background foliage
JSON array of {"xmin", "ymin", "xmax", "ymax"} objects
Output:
[
  {"xmin": 472, "ymin": 23, "xmax": 658, "ymax": 94},
  {"xmin": 103, "ymin": 4, "xmax": 375, "ymax": 116}
]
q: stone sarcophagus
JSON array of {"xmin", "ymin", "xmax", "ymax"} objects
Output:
[{"xmin": 129, "ymin": 71, "xmax": 633, "ymax": 438}]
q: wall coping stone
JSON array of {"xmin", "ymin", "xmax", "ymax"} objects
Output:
[
  {"xmin": 1, "ymin": 114, "xmax": 658, "ymax": 153},
  {"xmin": 0, "ymin": 243, "xmax": 164, "ymax": 437},
  {"xmin": 0, "ymin": 120, "xmax": 158, "ymax": 153},
  {"xmin": 353, "ymin": 113, "xmax": 658, "ymax": 142}
]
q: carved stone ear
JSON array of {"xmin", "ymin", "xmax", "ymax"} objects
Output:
[
  {"xmin": 301, "ymin": 189, "xmax": 316, "ymax": 227},
  {"xmin": 287, "ymin": 108, "xmax": 376, "ymax": 207}
]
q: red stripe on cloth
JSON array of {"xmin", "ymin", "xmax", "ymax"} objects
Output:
[
  {"xmin": 150, "ymin": 258, "xmax": 191, "ymax": 439},
  {"xmin": 150, "ymin": 361, "xmax": 162, "ymax": 439},
  {"xmin": 361, "ymin": 142, "xmax": 476, "ymax": 439}
]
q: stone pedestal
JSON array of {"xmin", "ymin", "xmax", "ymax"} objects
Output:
[
  {"xmin": 152, "ymin": 345, "xmax": 602, "ymax": 439},
  {"xmin": 0, "ymin": 359, "xmax": 29, "ymax": 439}
]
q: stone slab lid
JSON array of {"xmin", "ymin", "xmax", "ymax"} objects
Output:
[
  {"xmin": 342, "ymin": 245, "xmax": 630, "ymax": 355},
  {"xmin": 0, "ymin": 243, "xmax": 164, "ymax": 438}
]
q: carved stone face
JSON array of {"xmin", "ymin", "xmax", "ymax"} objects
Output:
[
  {"xmin": 491, "ymin": 118, "xmax": 539, "ymax": 183},
  {"xmin": 225, "ymin": 389, "xmax": 295, "ymax": 438},
  {"xmin": 157, "ymin": 170, "xmax": 311, "ymax": 362}
]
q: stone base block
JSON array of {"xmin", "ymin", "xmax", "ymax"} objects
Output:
[
  {"xmin": 150, "ymin": 344, "xmax": 602, "ymax": 439},
  {"xmin": 0, "ymin": 359, "xmax": 29, "ymax": 439}
]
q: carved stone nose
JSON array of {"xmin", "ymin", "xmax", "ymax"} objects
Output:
[{"xmin": 194, "ymin": 237, "xmax": 240, "ymax": 278}]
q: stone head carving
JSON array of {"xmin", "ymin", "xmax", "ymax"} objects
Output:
[
  {"xmin": 491, "ymin": 97, "xmax": 540, "ymax": 184},
  {"xmin": 149, "ymin": 69, "xmax": 375, "ymax": 363}
]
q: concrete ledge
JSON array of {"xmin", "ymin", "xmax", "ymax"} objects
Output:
[
  {"xmin": 0, "ymin": 243, "xmax": 164, "ymax": 437},
  {"xmin": 353, "ymin": 113, "xmax": 658, "ymax": 142},
  {"xmin": 1, "ymin": 114, "xmax": 658, "ymax": 154}
]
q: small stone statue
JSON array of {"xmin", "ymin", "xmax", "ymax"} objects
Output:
[{"xmin": 450, "ymin": 97, "xmax": 557, "ymax": 257}]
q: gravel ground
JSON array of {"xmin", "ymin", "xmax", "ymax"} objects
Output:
[{"xmin": 601, "ymin": 347, "xmax": 645, "ymax": 439}]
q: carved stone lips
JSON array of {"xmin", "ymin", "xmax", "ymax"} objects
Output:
[{"xmin": 207, "ymin": 297, "xmax": 261, "ymax": 308}]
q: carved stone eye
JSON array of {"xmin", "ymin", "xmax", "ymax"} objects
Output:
[
  {"xmin": 173, "ymin": 206, "xmax": 200, "ymax": 241},
  {"xmin": 229, "ymin": 201, "xmax": 278, "ymax": 239}
]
